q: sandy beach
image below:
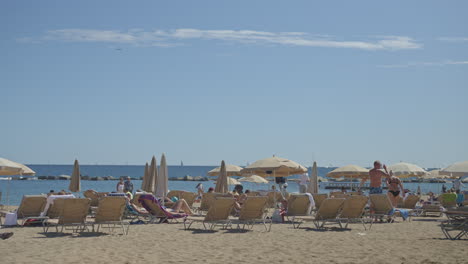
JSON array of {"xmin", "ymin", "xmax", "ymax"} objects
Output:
[{"xmin": 1, "ymin": 214, "xmax": 466, "ymax": 264}]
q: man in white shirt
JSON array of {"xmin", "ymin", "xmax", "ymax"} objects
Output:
[
  {"xmin": 299, "ymin": 173, "xmax": 309, "ymax": 193},
  {"xmin": 453, "ymin": 177, "xmax": 465, "ymax": 191}
]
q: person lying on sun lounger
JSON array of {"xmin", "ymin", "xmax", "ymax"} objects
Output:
[{"xmin": 139, "ymin": 194, "xmax": 194, "ymax": 215}]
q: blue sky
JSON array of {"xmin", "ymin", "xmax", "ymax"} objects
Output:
[{"xmin": 2, "ymin": 1, "xmax": 467, "ymax": 168}]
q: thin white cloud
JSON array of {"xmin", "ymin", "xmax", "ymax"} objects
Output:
[
  {"xmin": 19, "ymin": 28, "xmax": 422, "ymax": 51},
  {"xmin": 379, "ymin": 60, "xmax": 468, "ymax": 68},
  {"xmin": 438, "ymin": 37, "xmax": 468, "ymax": 42}
]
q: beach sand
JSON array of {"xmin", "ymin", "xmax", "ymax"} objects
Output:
[{"xmin": 1, "ymin": 215, "xmax": 466, "ymax": 264}]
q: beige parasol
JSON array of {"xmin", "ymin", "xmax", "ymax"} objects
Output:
[
  {"xmin": 156, "ymin": 153, "xmax": 168, "ymax": 198},
  {"xmin": 241, "ymin": 156, "xmax": 307, "ymax": 177},
  {"xmin": 440, "ymin": 161, "xmax": 468, "ymax": 178},
  {"xmin": 388, "ymin": 162, "xmax": 427, "ymax": 178},
  {"xmin": 149, "ymin": 156, "xmax": 158, "ymax": 194},
  {"xmin": 141, "ymin": 162, "xmax": 150, "ymax": 192},
  {"xmin": 69, "ymin": 159, "xmax": 81, "ymax": 192},
  {"xmin": 208, "ymin": 164, "xmax": 243, "ymax": 176},
  {"xmin": 307, "ymin": 161, "xmax": 319, "ymax": 193},
  {"xmin": 214, "ymin": 160, "xmax": 229, "ymax": 193},
  {"xmin": 0, "ymin": 157, "xmax": 24, "ymax": 176},
  {"xmin": 327, "ymin": 164, "xmax": 369, "ymax": 179},
  {"xmin": 238, "ymin": 175, "xmax": 269, "ymax": 184}
]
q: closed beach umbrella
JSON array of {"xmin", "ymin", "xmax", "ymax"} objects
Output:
[
  {"xmin": 440, "ymin": 161, "xmax": 468, "ymax": 178},
  {"xmin": 208, "ymin": 164, "xmax": 243, "ymax": 176},
  {"xmin": 238, "ymin": 175, "xmax": 269, "ymax": 184},
  {"xmin": 327, "ymin": 164, "xmax": 369, "ymax": 179},
  {"xmin": 148, "ymin": 156, "xmax": 158, "ymax": 194},
  {"xmin": 0, "ymin": 157, "xmax": 23, "ymax": 176},
  {"xmin": 69, "ymin": 159, "xmax": 81, "ymax": 192},
  {"xmin": 215, "ymin": 160, "xmax": 229, "ymax": 193},
  {"xmin": 241, "ymin": 156, "xmax": 307, "ymax": 177},
  {"xmin": 307, "ymin": 161, "xmax": 319, "ymax": 193},
  {"xmin": 141, "ymin": 162, "xmax": 150, "ymax": 191},
  {"xmin": 156, "ymin": 153, "xmax": 168, "ymax": 198},
  {"xmin": 388, "ymin": 162, "xmax": 427, "ymax": 178}
]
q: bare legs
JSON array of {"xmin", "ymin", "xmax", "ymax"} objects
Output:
[{"xmin": 171, "ymin": 199, "xmax": 193, "ymax": 215}]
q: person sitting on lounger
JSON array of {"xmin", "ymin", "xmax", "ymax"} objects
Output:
[
  {"xmin": 139, "ymin": 194, "xmax": 194, "ymax": 215},
  {"xmin": 125, "ymin": 193, "xmax": 148, "ymax": 215}
]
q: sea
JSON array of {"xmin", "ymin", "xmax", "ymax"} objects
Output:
[{"xmin": 0, "ymin": 165, "xmax": 454, "ymax": 206}]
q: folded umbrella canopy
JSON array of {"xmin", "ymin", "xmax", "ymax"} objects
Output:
[
  {"xmin": 214, "ymin": 160, "xmax": 229, "ymax": 193},
  {"xmin": 69, "ymin": 159, "xmax": 81, "ymax": 192},
  {"xmin": 307, "ymin": 161, "xmax": 319, "ymax": 194}
]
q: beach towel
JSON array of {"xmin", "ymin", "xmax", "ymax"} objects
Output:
[{"xmin": 389, "ymin": 208, "xmax": 410, "ymax": 220}]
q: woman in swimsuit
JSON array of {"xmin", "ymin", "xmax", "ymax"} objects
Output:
[{"xmin": 386, "ymin": 171, "xmax": 404, "ymax": 207}]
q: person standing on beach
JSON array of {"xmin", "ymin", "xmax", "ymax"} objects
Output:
[
  {"xmin": 386, "ymin": 172, "xmax": 404, "ymax": 207},
  {"xmin": 360, "ymin": 161, "xmax": 391, "ymax": 194},
  {"xmin": 453, "ymin": 177, "xmax": 465, "ymax": 192},
  {"xmin": 124, "ymin": 176, "xmax": 134, "ymax": 194},
  {"xmin": 299, "ymin": 173, "xmax": 309, "ymax": 193},
  {"xmin": 116, "ymin": 177, "xmax": 125, "ymax": 193}
]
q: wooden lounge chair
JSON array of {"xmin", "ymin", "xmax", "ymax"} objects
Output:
[
  {"xmin": 184, "ymin": 198, "xmax": 235, "ymax": 230},
  {"xmin": 0, "ymin": 195, "xmax": 47, "ymax": 226},
  {"xmin": 266, "ymin": 191, "xmax": 286, "ymax": 208},
  {"xmin": 180, "ymin": 191, "xmax": 198, "ymax": 207},
  {"xmin": 44, "ymin": 198, "xmax": 91, "ymax": 233},
  {"xmin": 91, "ymin": 196, "xmax": 129, "ymax": 235},
  {"xmin": 198, "ymin": 192, "xmax": 232, "ymax": 212},
  {"xmin": 294, "ymin": 198, "xmax": 345, "ymax": 229},
  {"xmin": 285, "ymin": 194, "xmax": 313, "ymax": 228},
  {"xmin": 83, "ymin": 190, "xmax": 101, "ymax": 207},
  {"xmin": 368, "ymin": 194, "xmax": 398, "ymax": 227},
  {"xmin": 440, "ymin": 210, "xmax": 468, "ymax": 240},
  {"xmin": 421, "ymin": 203, "xmax": 443, "ymax": 217},
  {"xmin": 230, "ymin": 196, "xmax": 271, "ymax": 231},
  {"xmin": 335, "ymin": 195, "xmax": 369, "ymax": 229},
  {"xmin": 311, "ymin": 193, "xmax": 328, "ymax": 211}
]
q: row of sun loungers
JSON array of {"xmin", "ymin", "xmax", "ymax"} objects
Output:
[{"xmin": 1, "ymin": 191, "xmax": 465, "ymax": 239}]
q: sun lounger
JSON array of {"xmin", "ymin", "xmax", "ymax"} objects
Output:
[
  {"xmin": 0, "ymin": 195, "xmax": 47, "ymax": 226},
  {"xmin": 266, "ymin": 191, "xmax": 286, "ymax": 208},
  {"xmin": 285, "ymin": 194, "xmax": 313, "ymax": 227},
  {"xmin": 230, "ymin": 196, "xmax": 271, "ymax": 231},
  {"xmin": 184, "ymin": 198, "xmax": 235, "ymax": 230},
  {"xmin": 90, "ymin": 196, "xmax": 129, "ymax": 235},
  {"xmin": 368, "ymin": 194, "xmax": 413, "ymax": 227},
  {"xmin": 198, "ymin": 192, "xmax": 232, "ymax": 212},
  {"xmin": 335, "ymin": 195, "xmax": 369, "ymax": 229},
  {"xmin": 44, "ymin": 198, "xmax": 91, "ymax": 233},
  {"xmin": 421, "ymin": 203, "xmax": 443, "ymax": 217},
  {"xmin": 138, "ymin": 194, "xmax": 188, "ymax": 223},
  {"xmin": 311, "ymin": 193, "xmax": 328, "ymax": 211},
  {"xmin": 293, "ymin": 198, "xmax": 345, "ymax": 229},
  {"xmin": 180, "ymin": 191, "xmax": 198, "ymax": 207},
  {"xmin": 440, "ymin": 210, "xmax": 468, "ymax": 240},
  {"xmin": 83, "ymin": 190, "xmax": 101, "ymax": 207}
]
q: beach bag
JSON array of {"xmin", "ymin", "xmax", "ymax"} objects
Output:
[{"xmin": 4, "ymin": 212, "xmax": 17, "ymax": 226}]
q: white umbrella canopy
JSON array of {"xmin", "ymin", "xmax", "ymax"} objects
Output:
[
  {"xmin": 425, "ymin": 169, "xmax": 450, "ymax": 179},
  {"xmin": 208, "ymin": 164, "xmax": 243, "ymax": 176},
  {"xmin": 241, "ymin": 156, "xmax": 307, "ymax": 177},
  {"xmin": 156, "ymin": 153, "xmax": 169, "ymax": 198},
  {"xmin": 0, "ymin": 157, "xmax": 24, "ymax": 176},
  {"xmin": 388, "ymin": 162, "xmax": 427, "ymax": 178},
  {"xmin": 307, "ymin": 161, "xmax": 319, "ymax": 193},
  {"xmin": 214, "ymin": 160, "xmax": 229, "ymax": 193},
  {"xmin": 440, "ymin": 161, "xmax": 468, "ymax": 178},
  {"xmin": 238, "ymin": 175, "xmax": 269, "ymax": 184},
  {"xmin": 327, "ymin": 164, "xmax": 369, "ymax": 179},
  {"xmin": 69, "ymin": 159, "xmax": 81, "ymax": 192},
  {"xmin": 318, "ymin": 176, "xmax": 328, "ymax": 182}
]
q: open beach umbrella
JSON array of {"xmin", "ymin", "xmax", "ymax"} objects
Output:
[
  {"xmin": 69, "ymin": 159, "xmax": 81, "ymax": 192},
  {"xmin": 318, "ymin": 176, "xmax": 328, "ymax": 182},
  {"xmin": 214, "ymin": 160, "xmax": 229, "ymax": 193},
  {"xmin": 425, "ymin": 170, "xmax": 450, "ymax": 179},
  {"xmin": 0, "ymin": 157, "xmax": 23, "ymax": 176},
  {"xmin": 307, "ymin": 161, "xmax": 319, "ymax": 193},
  {"xmin": 388, "ymin": 162, "xmax": 427, "ymax": 178},
  {"xmin": 326, "ymin": 164, "xmax": 369, "ymax": 179},
  {"xmin": 440, "ymin": 161, "xmax": 468, "ymax": 178},
  {"xmin": 148, "ymin": 156, "xmax": 158, "ymax": 193},
  {"xmin": 241, "ymin": 156, "xmax": 307, "ymax": 177},
  {"xmin": 238, "ymin": 175, "xmax": 269, "ymax": 184},
  {"xmin": 141, "ymin": 162, "xmax": 150, "ymax": 191},
  {"xmin": 156, "ymin": 153, "xmax": 168, "ymax": 198},
  {"xmin": 208, "ymin": 164, "xmax": 243, "ymax": 176}
]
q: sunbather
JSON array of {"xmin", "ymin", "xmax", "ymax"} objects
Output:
[
  {"xmin": 387, "ymin": 173, "xmax": 404, "ymax": 207},
  {"xmin": 139, "ymin": 194, "xmax": 194, "ymax": 215}
]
